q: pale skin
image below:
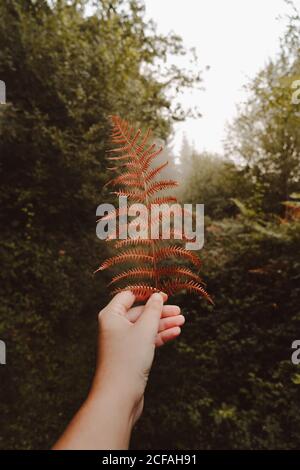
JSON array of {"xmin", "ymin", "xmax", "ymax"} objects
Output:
[{"xmin": 53, "ymin": 291, "xmax": 184, "ymax": 450}]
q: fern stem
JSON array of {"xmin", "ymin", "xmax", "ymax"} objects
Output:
[{"xmin": 118, "ymin": 123, "xmax": 159, "ymax": 291}]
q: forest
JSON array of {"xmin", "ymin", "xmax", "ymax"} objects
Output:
[{"xmin": 0, "ymin": 0, "xmax": 300, "ymax": 449}]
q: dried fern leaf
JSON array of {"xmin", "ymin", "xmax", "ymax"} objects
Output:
[
  {"xmin": 162, "ymin": 280, "xmax": 213, "ymax": 304},
  {"xmin": 111, "ymin": 190, "xmax": 145, "ymax": 203},
  {"xmin": 96, "ymin": 115, "xmax": 212, "ymax": 303},
  {"xmin": 151, "ymin": 196, "xmax": 178, "ymax": 205},
  {"xmin": 145, "ymin": 161, "xmax": 169, "ymax": 183},
  {"xmin": 155, "ymin": 246, "xmax": 201, "ymax": 267},
  {"xmin": 146, "ymin": 180, "xmax": 179, "ymax": 197},
  {"xmin": 115, "ymin": 238, "xmax": 154, "ymax": 248},
  {"xmin": 156, "ymin": 267, "xmax": 204, "ymax": 283},
  {"xmin": 112, "ymin": 284, "xmax": 160, "ymax": 302},
  {"xmin": 108, "ymin": 267, "xmax": 156, "ymax": 285},
  {"xmin": 95, "ymin": 249, "xmax": 153, "ymax": 272}
]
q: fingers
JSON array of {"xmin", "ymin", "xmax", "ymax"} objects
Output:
[
  {"xmin": 155, "ymin": 326, "xmax": 181, "ymax": 347},
  {"xmin": 99, "ymin": 291, "xmax": 135, "ymax": 317},
  {"xmin": 160, "ymin": 305, "xmax": 181, "ymax": 317},
  {"xmin": 126, "ymin": 305, "xmax": 180, "ymax": 323},
  {"xmin": 158, "ymin": 292, "xmax": 168, "ymax": 303},
  {"xmin": 158, "ymin": 314, "xmax": 185, "ymax": 332},
  {"xmin": 135, "ymin": 292, "xmax": 165, "ymax": 337}
]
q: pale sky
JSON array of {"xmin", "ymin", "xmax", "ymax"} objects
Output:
[{"xmin": 145, "ymin": 0, "xmax": 288, "ymax": 154}]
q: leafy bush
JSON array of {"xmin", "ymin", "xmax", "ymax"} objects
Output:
[{"xmin": 132, "ymin": 219, "xmax": 300, "ymax": 449}]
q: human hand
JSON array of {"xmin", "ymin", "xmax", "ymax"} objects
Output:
[
  {"xmin": 53, "ymin": 291, "xmax": 184, "ymax": 450},
  {"xmin": 91, "ymin": 291, "xmax": 185, "ymax": 425}
]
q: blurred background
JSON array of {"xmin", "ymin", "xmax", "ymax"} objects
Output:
[{"xmin": 0, "ymin": 0, "xmax": 300, "ymax": 450}]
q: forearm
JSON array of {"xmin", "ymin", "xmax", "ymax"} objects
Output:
[
  {"xmin": 53, "ymin": 292, "xmax": 181, "ymax": 450},
  {"xmin": 53, "ymin": 382, "xmax": 135, "ymax": 450}
]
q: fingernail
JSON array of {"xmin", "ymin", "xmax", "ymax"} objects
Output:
[
  {"xmin": 151, "ymin": 292, "xmax": 162, "ymax": 300},
  {"xmin": 159, "ymin": 291, "xmax": 168, "ymax": 301}
]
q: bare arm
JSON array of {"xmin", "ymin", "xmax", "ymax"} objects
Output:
[{"xmin": 53, "ymin": 291, "xmax": 184, "ymax": 450}]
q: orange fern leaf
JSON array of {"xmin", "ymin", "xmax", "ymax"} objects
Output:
[
  {"xmin": 145, "ymin": 180, "xmax": 179, "ymax": 197},
  {"xmin": 151, "ymin": 196, "xmax": 178, "ymax": 205},
  {"xmin": 112, "ymin": 190, "xmax": 145, "ymax": 203},
  {"xmin": 157, "ymin": 266, "xmax": 204, "ymax": 283},
  {"xmin": 95, "ymin": 115, "xmax": 212, "ymax": 303},
  {"xmin": 109, "ymin": 267, "xmax": 155, "ymax": 285},
  {"xmin": 107, "ymin": 154, "xmax": 132, "ymax": 161},
  {"xmin": 145, "ymin": 161, "xmax": 169, "ymax": 183},
  {"xmin": 136, "ymin": 128, "xmax": 152, "ymax": 155},
  {"xmin": 112, "ymin": 284, "xmax": 160, "ymax": 302},
  {"xmin": 95, "ymin": 249, "xmax": 153, "ymax": 272},
  {"xmin": 162, "ymin": 280, "xmax": 213, "ymax": 304},
  {"xmin": 141, "ymin": 146, "xmax": 163, "ymax": 171},
  {"xmin": 156, "ymin": 246, "xmax": 201, "ymax": 267},
  {"xmin": 115, "ymin": 238, "xmax": 154, "ymax": 248}
]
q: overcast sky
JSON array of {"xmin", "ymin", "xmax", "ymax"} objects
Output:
[{"xmin": 145, "ymin": 0, "xmax": 289, "ymax": 154}]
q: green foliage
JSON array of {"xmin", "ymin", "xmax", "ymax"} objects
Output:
[
  {"xmin": 132, "ymin": 219, "xmax": 300, "ymax": 449},
  {"xmin": 225, "ymin": 6, "xmax": 300, "ymax": 214},
  {"xmin": 0, "ymin": 0, "xmax": 200, "ymax": 449},
  {"xmin": 129, "ymin": 0, "xmax": 300, "ymax": 448},
  {"xmin": 180, "ymin": 152, "xmax": 253, "ymax": 219},
  {"xmin": 0, "ymin": 233, "xmax": 100, "ymax": 448},
  {"xmin": 0, "ymin": 0, "xmax": 200, "ymax": 234},
  {"xmin": 1, "ymin": 0, "xmax": 300, "ymax": 452}
]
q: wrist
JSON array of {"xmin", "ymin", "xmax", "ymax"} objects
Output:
[
  {"xmin": 89, "ymin": 370, "xmax": 139, "ymax": 426},
  {"xmin": 92, "ymin": 363, "xmax": 144, "ymax": 404},
  {"xmin": 83, "ymin": 379, "xmax": 137, "ymax": 449}
]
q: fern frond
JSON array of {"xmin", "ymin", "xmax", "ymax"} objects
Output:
[
  {"xmin": 112, "ymin": 284, "xmax": 160, "ymax": 301},
  {"xmin": 95, "ymin": 249, "xmax": 153, "ymax": 272},
  {"xmin": 146, "ymin": 180, "xmax": 179, "ymax": 197},
  {"xmin": 139, "ymin": 143, "xmax": 156, "ymax": 160},
  {"xmin": 151, "ymin": 196, "xmax": 178, "ymax": 205},
  {"xmin": 115, "ymin": 238, "xmax": 154, "ymax": 248},
  {"xmin": 107, "ymin": 173, "xmax": 143, "ymax": 188},
  {"xmin": 156, "ymin": 246, "xmax": 201, "ymax": 267},
  {"xmin": 145, "ymin": 161, "xmax": 169, "ymax": 183},
  {"xmin": 108, "ymin": 129, "xmax": 141, "ymax": 154},
  {"xmin": 112, "ymin": 190, "xmax": 145, "ymax": 203},
  {"xmin": 107, "ymin": 154, "xmax": 132, "ymax": 161},
  {"xmin": 109, "ymin": 267, "xmax": 155, "ymax": 285},
  {"xmin": 96, "ymin": 115, "xmax": 212, "ymax": 303},
  {"xmin": 141, "ymin": 146, "xmax": 163, "ymax": 171},
  {"xmin": 125, "ymin": 161, "xmax": 143, "ymax": 171},
  {"xmin": 157, "ymin": 267, "xmax": 203, "ymax": 283},
  {"xmin": 162, "ymin": 279, "xmax": 213, "ymax": 304},
  {"xmin": 136, "ymin": 128, "xmax": 152, "ymax": 155}
]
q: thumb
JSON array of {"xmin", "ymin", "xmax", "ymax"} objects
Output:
[
  {"xmin": 136, "ymin": 292, "xmax": 167, "ymax": 339},
  {"xmin": 100, "ymin": 291, "xmax": 136, "ymax": 318}
]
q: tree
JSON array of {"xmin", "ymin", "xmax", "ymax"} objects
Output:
[
  {"xmin": 180, "ymin": 150, "xmax": 252, "ymax": 219},
  {"xmin": 0, "ymin": 0, "xmax": 201, "ymax": 234},
  {"xmin": 225, "ymin": 2, "xmax": 300, "ymax": 214},
  {"xmin": 0, "ymin": 0, "xmax": 201, "ymax": 449}
]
